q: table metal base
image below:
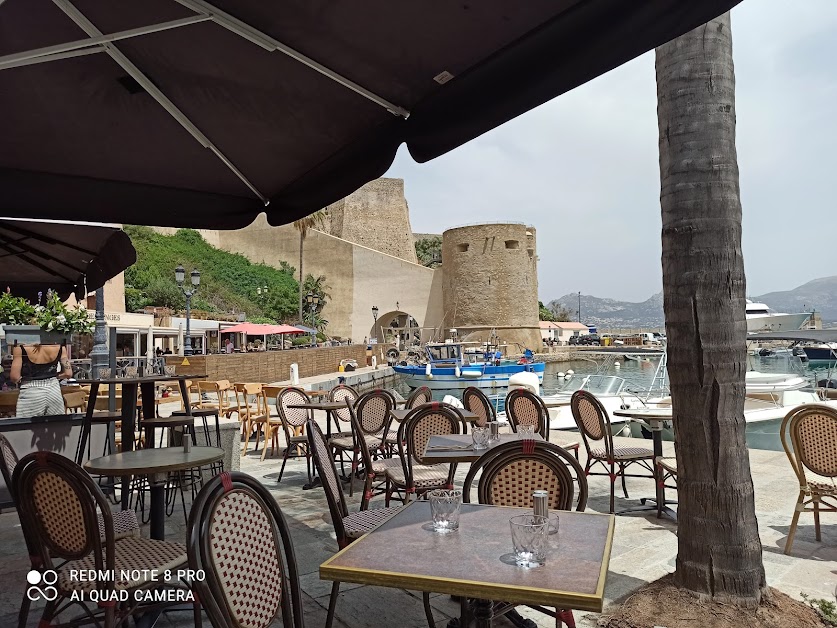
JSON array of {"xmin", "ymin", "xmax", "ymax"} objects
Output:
[{"xmin": 617, "ymin": 496, "xmax": 677, "ymax": 520}]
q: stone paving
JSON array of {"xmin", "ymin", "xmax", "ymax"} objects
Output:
[{"xmin": 0, "ymin": 412, "xmax": 833, "ymax": 628}]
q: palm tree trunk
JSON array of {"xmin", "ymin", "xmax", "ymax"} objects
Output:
[
  {"xmin": 298, "ymin": 231, "xmax": 304, "ymax": 324},
  {"xmin": 656, "ymin": 12, "xmax": 766, "ymax": 605}
]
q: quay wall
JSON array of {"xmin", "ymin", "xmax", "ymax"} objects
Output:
[{"xmin": 164, "ymin": 345, "xmax": 368, "ymax": 383}]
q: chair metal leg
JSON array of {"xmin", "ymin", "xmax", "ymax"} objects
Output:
[
  {"xmin": 278, "ymin": 448, "xmax": 290, "ymax": 484},
  {"xmin": 16, "ymin": 592, "xmax": 30, "ymax": 628},
  {"xmin": 423, "ymin": 592, "xmax": 436, "ymax": 628},
  {"xmin": 326, "ymin": 581, "xmax": 340, "ymax": 628},
  {"xmin": 620, "ymin": 463, "xmax": 629, "ymax": 498},
  {"xmin": 609, "ymin": 462, "xmax": 616, "ymax": 514}
]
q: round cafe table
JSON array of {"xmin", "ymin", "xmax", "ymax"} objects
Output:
[{"xmin": 85, "ymin": 446, "xmax": 223, "ymax": 540}]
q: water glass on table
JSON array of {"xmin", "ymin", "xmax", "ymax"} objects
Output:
[
  {"xmin": 517, "ymin": 424, "xmax": 535, "ymax": 439},
  {"xmin": 509, "ymin": 514, "xmax": 549, "ymax": 568},
  {"xmin": 429, "ymin": 489, "xmax": 461, "ymax": 533},
  {"xmin": 471, "ymin": 426, "xmax": 490, "ymax": 450}
]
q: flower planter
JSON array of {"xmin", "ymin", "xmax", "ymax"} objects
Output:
[{"xmin": 2, "ymin": 325, "xmax": 71, "ymax": 346}]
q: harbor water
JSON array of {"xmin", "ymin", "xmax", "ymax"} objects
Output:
[{"xmin": 392, "ymin": 353, "xmax": 837, "ymax": 452}]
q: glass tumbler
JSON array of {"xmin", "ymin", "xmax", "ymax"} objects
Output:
[
  {"xmin": 429, "ymin": 489, "xmax": 462, "ymax": 533},
  {"xmin": 517, "ymin": 424, "xmax": 536, "ymax": 440},
  {"xmin": 471, "ymin": 426, "xmax": 490, "ymax": 450},
  {"xmin": 509, "ymin": 514, "xmax": 549, "ymax": 568}
]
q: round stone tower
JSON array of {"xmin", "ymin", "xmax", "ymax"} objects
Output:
[{"xmin": 442, "ymin": 223, "xmax": 540, "ymax": 350}]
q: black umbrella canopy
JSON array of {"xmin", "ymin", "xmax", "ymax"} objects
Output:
[
  {"xmin": 0, "ymin": 0, "xmax": 741, "ymax": 229},
  {"xmin": 0, "ymin": 218, "xmax": 136, "ymax": 301}
]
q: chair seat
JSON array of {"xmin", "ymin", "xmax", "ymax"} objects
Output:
[
  {"xmin": 58, "ymin": 537, "xmax": 186, "ymax": 592},
  {"xmin": 172, "ymin": 409, "xmax": 218, "ymax": 418},
  {"xmin": 809, "ymin": 478, "xmax": 837, "ymax": 495},
  {"xmin": 554, "ymin": 439, "xmax": 580, "ymax": 452},
  {"xmin": 97, "ymin": 509, "xmax": 141, "ymax": 541},
  {"xmin": 343, "ymin": 506, "xmax": 404, "ymax": 539},
  {"xmin": 591, "ymin": 446, "xmax": 654, "ymax": 460},
  {"xmin": 656, "ymin": 456, "xmax": 678, "ymax": 475},
  {"xmin": 330, "ymin": 434, "xmax": 381, "ymax": 450},
  {"xmin": 90, "ymin": 411, "xmax": 122, "ymax": 423},
  {"xmin": 370, "ymin": 457, "xmax": 402, "ymax": 475},
  {"xmin": 386, "ymin": 463, "xmax": 449, "ymax": 488},
  {"xmin": 380, "ymin": 430, "xmax": 400, "ymax": 444}
]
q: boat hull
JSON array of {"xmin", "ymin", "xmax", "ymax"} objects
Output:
[
  {"xmin": 746, "ymin": 312, "xmax": 810, "ymax": 333},
  {"xmin": 393, "ymin": 362, "xmax": 545, "ymax": 390},
  {"xmin": 803, "ymin": 345, "xmax": 837, "ymax": 361}
]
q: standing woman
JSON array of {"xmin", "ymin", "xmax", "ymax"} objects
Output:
[{"xmin": 9, "ymin": 344, "xmax": 73, "ymax": 417}]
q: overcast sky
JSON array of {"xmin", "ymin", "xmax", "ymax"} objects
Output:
[{"xmin": 385, "ymin": 1, "xmax": 837, "ymax": 303}]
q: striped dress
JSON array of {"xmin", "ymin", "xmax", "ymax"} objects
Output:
[{"xmin": 15, "ymin": 347, "xmax": 65, "ymax": 418}]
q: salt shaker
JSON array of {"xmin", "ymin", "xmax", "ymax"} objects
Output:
[
  {"xmin": 183, "ymin": 433, "xmax": 192, "ymax": 453},
  {"xmin": 489, "ymin": 422, "xmax": 500, "ymax": 441},
  {"xmin": 533, "ymin": 489, "xmax": 548, "ymax": 519}
]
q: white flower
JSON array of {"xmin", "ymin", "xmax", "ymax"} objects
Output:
[{"xmin": 56, "ymin": 314, "xmax": 66, "ymax": 323}]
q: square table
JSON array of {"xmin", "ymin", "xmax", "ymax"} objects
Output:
[
  {"xmin": 423, "ymin": 433, "xmax": 545, "ymax": 464},
  {"xmin": 320, "ymin": 501, "xmax": 614, "ymax": 627}
]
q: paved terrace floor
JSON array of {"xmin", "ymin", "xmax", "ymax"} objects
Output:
[{"xmin": 0, "ymin": 414, "xmax": 833, "ymax": 628}]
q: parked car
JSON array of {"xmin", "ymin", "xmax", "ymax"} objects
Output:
[{"xmin": 576, "ymin": 334, "xmax": 601, "ymax": 346}]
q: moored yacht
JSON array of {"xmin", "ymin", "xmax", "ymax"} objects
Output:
[{"xmin": 745, "ymin": 299, "xmax": 811, "ymax": 333}]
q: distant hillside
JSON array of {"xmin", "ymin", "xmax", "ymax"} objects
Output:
[
  {"xmin": 124, "ymin": 226, "xmax": 299, "ymax": 322},
  {"xmin": 548, "ymin": 292, "xmax": 664, "ymax": 328},
  {"xmin": 546, "ymin": 275, "xmax": 837, "ymax": 328},
  {"xmin": 753, "ymin": 276, "xmax": 837, "ymax": 323}
]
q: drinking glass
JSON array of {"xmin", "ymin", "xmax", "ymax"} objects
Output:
[
  {"xmin": 517, "ymin": 424, "xmax": 536, "ymax": 440},
  {"xmin": 429, "ymin": 489, "xmax": 461, "ymax": 533},
  {"xmin": 96, "ymin": 367, "xmax": 111, "ymax": 379},
  {"xmin": 124, "ymin": 366, "xmax": 138, "ymax": 378},
  {"xmin": 164, "ymin": 365, "xmax": 177, "ymax": 376},
  {"xmin": 471, "ymin": 426, "xmax": 490, "ymax": 450},
  {"xmin": 509, "ymin": 514, "xmax": 549, "ymax": 568}
]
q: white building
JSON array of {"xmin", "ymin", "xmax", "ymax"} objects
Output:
[{"xmin": 540, "ymin": 321, "xmax": 590, "ymax": 344}]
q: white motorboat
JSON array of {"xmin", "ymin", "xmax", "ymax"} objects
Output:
[{"xmin": 746, "ymin": 299, "xmax": 811, "ymax": 333}]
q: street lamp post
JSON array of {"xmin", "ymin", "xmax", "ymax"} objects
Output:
[
  {"xmin": 306, "ymin": 291, "xmax": 319, "ymax": 347},
  {"xmin": 175, "ymin": 264, "xmax": 200, "ymax": 356},
  {"xmin": 371, "ymin": 305, "xmax": 379, "ymax": 342},
  {"xmin": 577, "ymin": 291, "xmax": 582, "ymax": 323}
]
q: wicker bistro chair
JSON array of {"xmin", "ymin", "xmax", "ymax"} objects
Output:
[
  {"xmin": 13, "ymin": 452, "xmax": 193, "ymax": 628},
  {"xmin": 461, "ymin": 440, "xmax": 588, "ymax": 628},
  {"xmin": 328, "ymin": 384, "xmax": 360, "ymax": 459},
  {"xmin": 240, "ymin": 383, "xmax": 270, "ymax": 455},
  {"xmin": 570, "ymin": 390, "xmax": 655, "ymax": 514},
  {"xmin": 505, "ymin": 389, "xmax": 580, "ymax": 459},
  {"xmin": 780, "ymin": 404, "xmax": 837, "ymax": 554},
  {"xmin": 187, "ymin": 471, "xmax": 305, "ymax": 628},
  {"xmin": 387, "ymin": 403, "xmax": 461, "ymax": 505},
  {"xmin": 462, "ymin": 386, "xmax": 496, "ymax": 427},
  {"xmin": 329, "ymin": 390, "xmax": 393, "ymax": 495},
  {"xmin": 405, "ymin": 385, "xmax": 432, "ymax": 410},
  {"xmin": 306, "ymin": 420, "xmax": 414, "ymax": 628},
  {"xmin": 1, "ymin": 435, "xmax": 141, "ymax": 628},
  {"xmin": 655, "ymin": 457, "xmax": 678, "ymax": 519},
  {"xmin": 276, "ymin": 387, "xmax": 313, "ymax": 484}
]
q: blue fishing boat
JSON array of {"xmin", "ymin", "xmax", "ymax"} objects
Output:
[{"xmin": 392, "ymin": 342, "xmax": 545, "ymax": 390}]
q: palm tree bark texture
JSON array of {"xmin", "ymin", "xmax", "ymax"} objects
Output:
[
  {"xmin": 293, "ymin": 210, "xmax": 327, "ymax": 325},
  {"xmin": 656, "ymin": 12, "xmax": 767, "ymax": 605}
]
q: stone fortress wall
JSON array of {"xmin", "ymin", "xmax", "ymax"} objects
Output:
[
  {"xmin": 442, "ymin": 223, "xmax": 541, "ymax": 350},
  {"xmin": 323, "ymin": 178, "xmax": 417, "ymax": 264},
  {"xmin": 151, "ymin": 181, "xmax": 541, "ymax": 351}
]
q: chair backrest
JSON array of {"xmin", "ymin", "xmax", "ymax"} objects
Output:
[
  {"xmin": 355, "ymin": 389, "xmax": 393, "ymax": 436},
  {"xmin": 329, "ymin": 384, "xmax": 359, "ymax": 425},
  {"xmin": 781, "ymin": 404, "xmax": 837, "ymax": 486},
  {"xmin": 570, "ymin": 390, "xmax": 614, "ymax": 458},
  {"xmin": 343, "ymin": 400, "xmax": 377, "ymax": 511},
  {"xmin": 0, "ymin": 433, "xmax": 19, "ymax": 502},
  {"xmin": 462, "ymin": 387, "xmax": 496, "ymax": 427},
  {"xmin": 187, "ymin": 471, "xmax": 305, "ymax": 628},
  {"xmin": 462, "ymin": 440, "xmax": 588, "ymax": 512},
  {"xmin": 13, "ymin": 452, "xmax": 114, "ymax": 572},
  {"xmin": 398, "ymin": 403, "xmax": 461, "ymax": 467},
  {"xmin": 505, "ymin": 388, "xmax": 550, "ymax": 440},
  {"xmin": 277, "ymin": 388, "xmax": 310, "ymax": 428},
  {"xmin": 405, "ymin": 386, "xmax": 432, "ymax": 410},
  {"xmin": 306, "ymin": 419, "xmax": 351, "ymax": 546},
  {"xmin": 63, "ymin": 390, "xmax": 86, "ymax": 413}
]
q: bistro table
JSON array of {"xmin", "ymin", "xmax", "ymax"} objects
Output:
[
  {"xmin": 287, "ymin": 399, "xmax": 349, "ymax": 489},
  {"xmin": 84, "ymin": 446, "xmax": 223, "ymax": 540},
  {"xmin": 75, "ymin": 374, "xmax": 206, "ymax": 508},
  {"xmin": 423, "ymin": 433, "xmax": 544, "ymax": 464},
  {"xmin": 612, "ymin": 407, "xmax": 676, "ymax": 520},
  {"xmin": 320, "ymin": 501, "xmax": 614, "ymax": 628}
]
